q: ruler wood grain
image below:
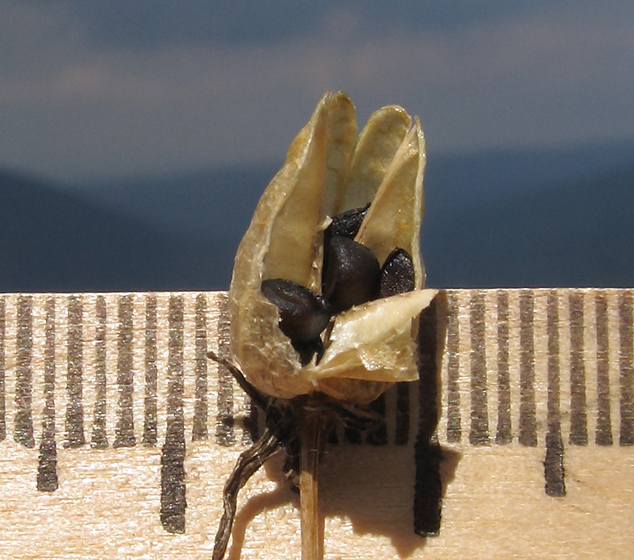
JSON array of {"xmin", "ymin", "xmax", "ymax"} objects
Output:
[{"xmin": 0, "ymin": 289, "xmax": 632, "ymax": 559}]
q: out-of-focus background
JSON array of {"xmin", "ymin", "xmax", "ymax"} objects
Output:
[{"xmin": 1, "ymin": 1, "xmax": 633, "ymax": 292}]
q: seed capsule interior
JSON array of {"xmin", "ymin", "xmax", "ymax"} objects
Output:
[{"xmin": 262, "ymin": 201, "xmax": 421, "ymax": 369}]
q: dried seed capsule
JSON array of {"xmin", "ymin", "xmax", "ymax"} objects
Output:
[
  {"xmin": 379, "ymin": 248, "xmax": 415, "ymax": 297},
  {"xmin": 322, "ymin": 235, "xmax": 380, "ymax": 313},
  {"xmin": 229, "ymin": 91, "xmax": 436, "ymax": 403},
  {"xmin": 261, "ymin": 278, "xmax": 330, "ymax": 343}
]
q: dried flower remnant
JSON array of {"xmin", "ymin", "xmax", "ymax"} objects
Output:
[
  {"xmin": 209, "ymin": 91, "xmax": 437, "ymax": 560},
  {"xmin": 230, "ymin": 91, "xmax": 436, "ymax": 402}
]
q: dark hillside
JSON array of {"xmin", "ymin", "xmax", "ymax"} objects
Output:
[
  {"xmin": 0, "ymin": 171, "xmax": 225, "ymax": 292},
  {"xmin": 423, "ymin": 164, "xmax": 634, "ymax": 287}
]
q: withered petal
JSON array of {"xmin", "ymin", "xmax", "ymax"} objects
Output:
[
  {"xmin": 355, "ymin": 118, "xmax": 426, "ymax": 286},
  {"xmin": 335, "ymin": 105, "xmax": 412, "ymax": 214},
  {"xmin": 308, "ymin": 290, "xmax": 438, "ymax": 389}
]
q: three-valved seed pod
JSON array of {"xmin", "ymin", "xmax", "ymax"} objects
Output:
[{"xmin": 228, "ymin": 91, "xmax": 437, "ymax": 404}]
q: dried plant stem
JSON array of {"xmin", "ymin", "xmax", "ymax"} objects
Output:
[
  {"xmin": 300, "ymin": 416, "xmax": 322, "ymax": 560},
  {"xmin": 211, "ymin": 428, "xmax": 281, "ymax": 560}
]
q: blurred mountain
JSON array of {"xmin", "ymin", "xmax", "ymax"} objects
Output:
[
  {"xmin": 2, "ymin": 138, "xmax": 633, "ymax": 292},
  {"xmin": 66, "ymin": 139, "xmax": 634, "ymax": 242},
  {"xmin": 423, "ymin": 163, "xmax": 634, "ymax": 287},
  {"xmin": 0, "ymin": 171, "xmax": 227, "ymax": 292},
  {"xmin": 69, "ymin": 164, "xmax": 280, "ymax": 241}
]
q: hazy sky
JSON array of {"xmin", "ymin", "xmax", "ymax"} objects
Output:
[{"xmin": 2, "ymin": 0, "xmax": 634, "ymax": 183}]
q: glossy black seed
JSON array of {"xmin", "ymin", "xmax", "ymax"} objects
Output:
[
  {"xmin": 379, "ymin": 248, "xmax": 415, "ymax": 297},
  {"xmin": 323, "ymin": 205, "xmax": 370, "ymax": 287},
  {"xmin": 261, "ymin": 279, "xmax": 331, "ymax": 342},
  {"xmin": 324, "ymin": 204, "xmax": 370, "ymax": 245},
  {"xmin": 322, "ymin": 235, "xmax": 380, "ymax": 313}
]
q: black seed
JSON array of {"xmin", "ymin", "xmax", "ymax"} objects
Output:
[
  {"xmin": 325, "ymin": 204, "xmax": 370, "ymax": 243},
  {"xmin": 292, "ymin": 337, "xmax": 324, "ymax": 367},
  {"xmin": 261, "ymin": 279, "xmax": 331, "ymax": 342},
  {"xmin": 322, "ymin": 235, "xmax": 380, "ymax": 313},
  {"xmin": 323, "ymin": 205, "xmax": 370, "ymax": 288},
  {"xmin": 379, "ymin": 248, "xmax": 415, "ymax": 297}
]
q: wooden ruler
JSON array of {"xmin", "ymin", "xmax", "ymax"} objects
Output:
[{"xmin": 0, "ymin": 289, "xmax": 632, "ymax": 559}]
